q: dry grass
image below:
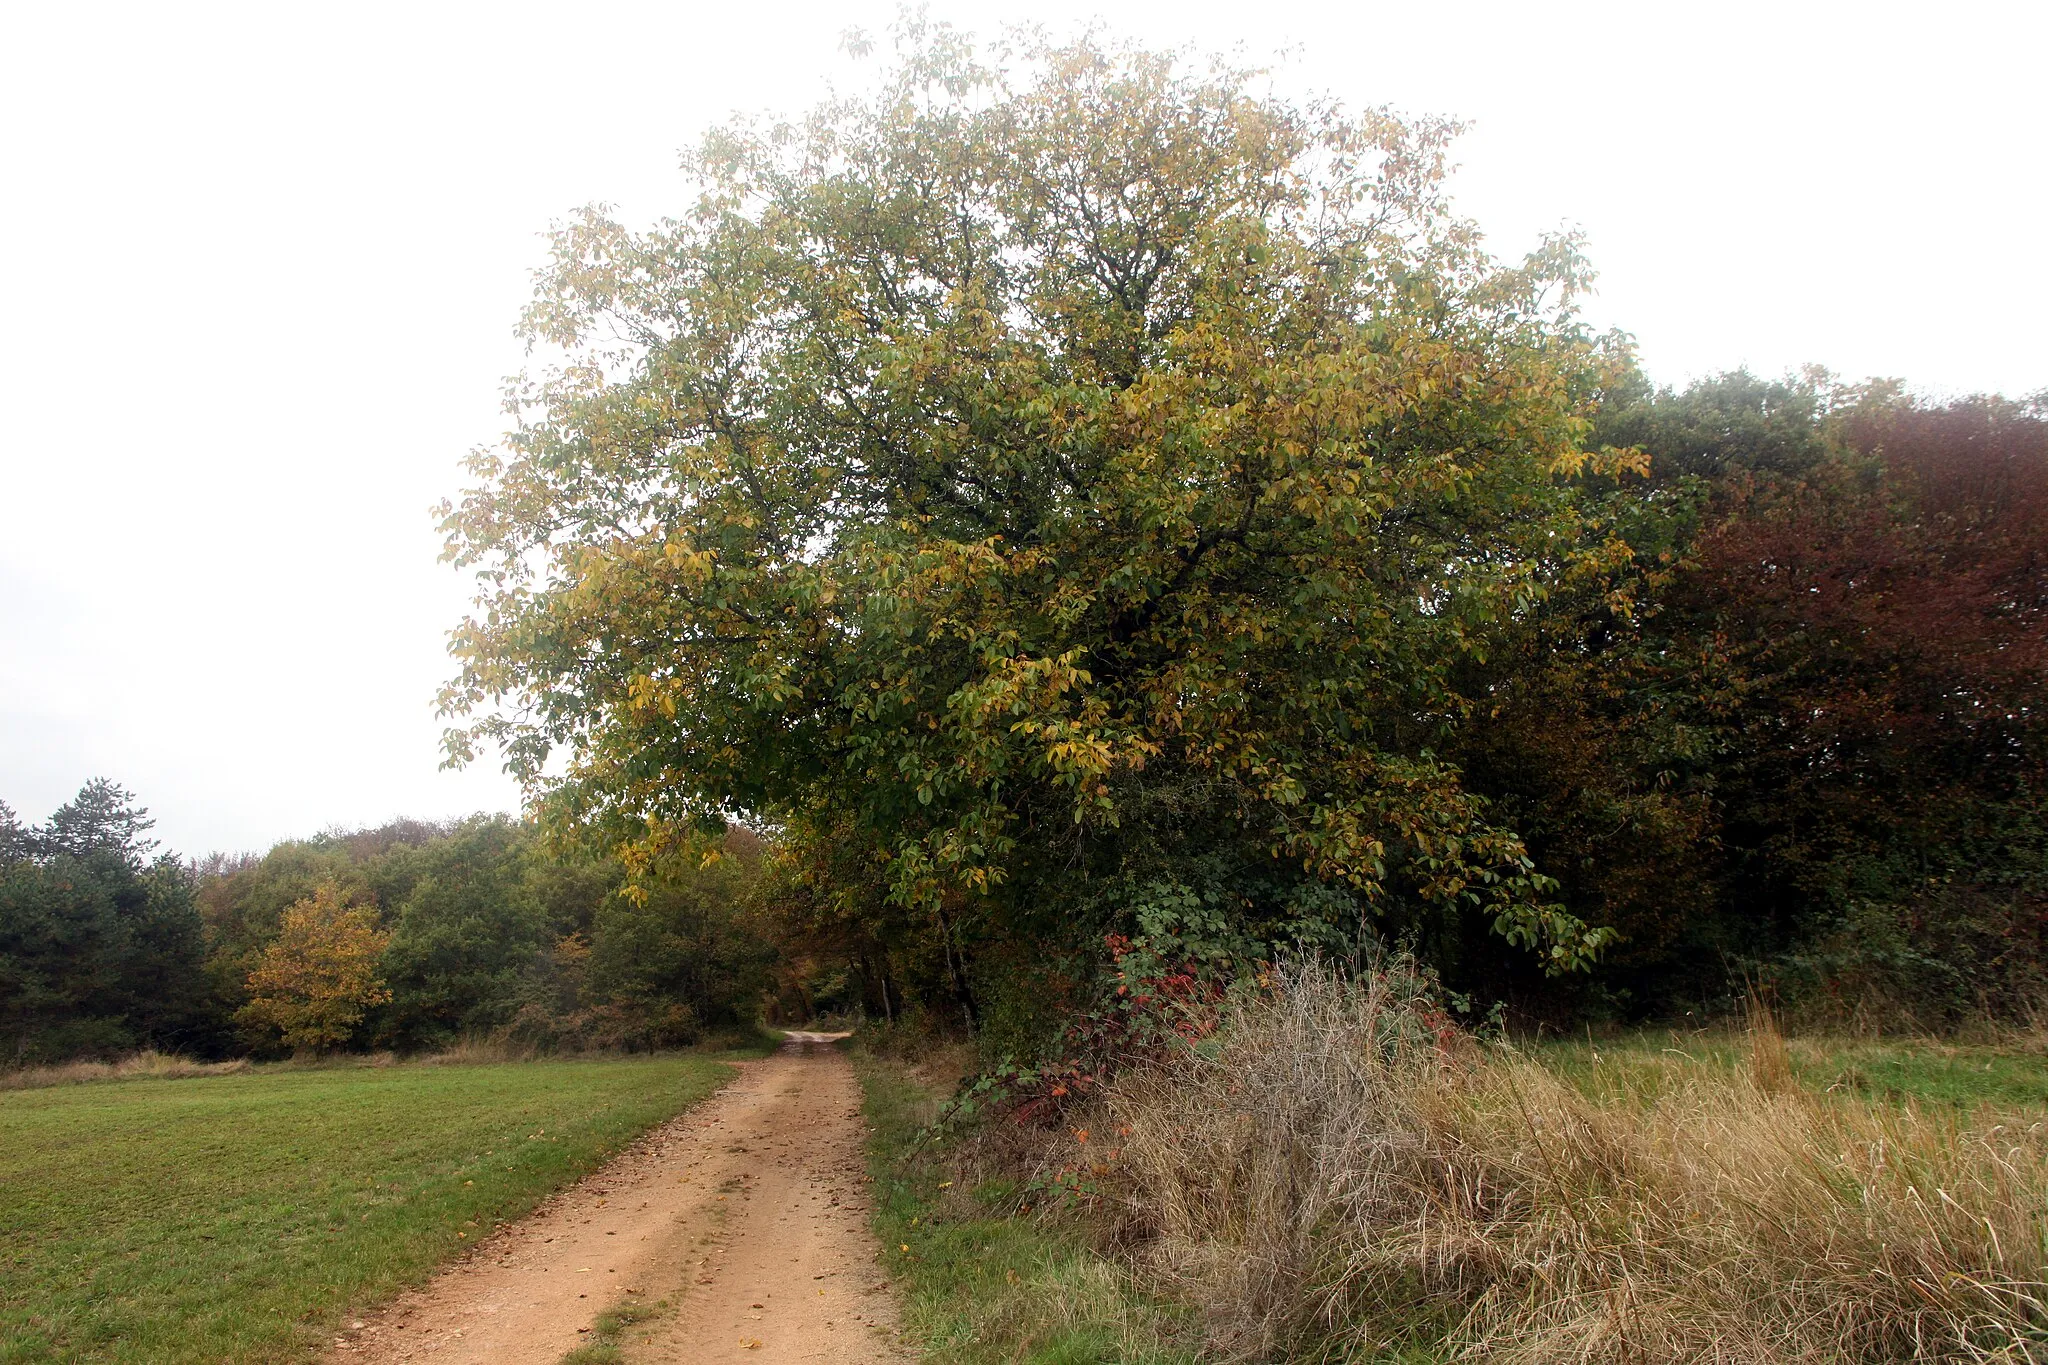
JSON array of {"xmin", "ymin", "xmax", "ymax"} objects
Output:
[
  {"xmin": 417, "ymin": 1035, "xmax": 546, "ymax": 1066},
  {"xmin": 1104, "ymin": 960, "xmax": 2048, "ymax": 1363},
  {"xmin": 0, "ymin": 1049, "xmax": 250, "ymax": 1091}
]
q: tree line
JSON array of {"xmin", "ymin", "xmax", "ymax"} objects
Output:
[
  {"xmin": 0, "ymin": 786, "xmax": 777, "ymax": 1063},
  {"xmin": 6, "ymin": 356, "xmax": 2043, "ymax": 1065}
]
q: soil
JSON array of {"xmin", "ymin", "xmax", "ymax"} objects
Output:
[{"xmin": 330, "ymin": 1033, "xmax": 913, "ymax": 1365}]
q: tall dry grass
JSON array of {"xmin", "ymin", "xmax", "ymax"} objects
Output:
[
  {"xmin": 1106, "ymin": 960, "xmax": 2048, "ymax": 1363},
  {"xmin": 0, "ymin": 1050, "xmax": 250, "ymax": 1092},
  {"xmin": 416, "ymin": 1035, "xmax": 546, "ymax": 1066}
]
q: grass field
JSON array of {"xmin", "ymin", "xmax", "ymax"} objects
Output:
[
  {"xmin": 0, "ymin": 1054, "xmax": 744, "ymax": 1365},
  {"xmin": 1540, "ymin": 1028, "xmax": 2048, "ymax": 1109}
]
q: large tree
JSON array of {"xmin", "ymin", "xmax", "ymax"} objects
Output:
[{"xmin": 440, "ymin": 25, "xmax": 1632, "ymax": 1031}]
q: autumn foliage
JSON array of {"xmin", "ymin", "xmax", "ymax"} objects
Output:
[
  {"xmin": 425, "ymin": 25, "xmax": 2048, "ymax": 1040},
  {"xmin": 237, "ymin": 882, "xmax": 392, "ymax": 1056},
  {"xmin": 1461, "ymin": 381, "xmax": 2048, "ymax": 1020}
]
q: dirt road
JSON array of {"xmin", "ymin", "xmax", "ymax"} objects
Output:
[{"xmin": 332, "ymin": 1034, "xmax": 912, "ymax": 1365}]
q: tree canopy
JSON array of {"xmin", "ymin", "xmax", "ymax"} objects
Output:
[
  {"xmin": 440, "ymin": 28, "xmax": 1642, "ymax": 1042},
  {"xmin": 238, "ymin": 882, "xmax": 392, "ymax": 1056},
  {"xmin": 0, "ymin": 782, "xmax": 207, "ymax": 1063}
]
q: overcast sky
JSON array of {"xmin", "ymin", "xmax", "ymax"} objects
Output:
[{"xmin": 2, "ymin": 0, "xmax": 2041, "ymax": 857}]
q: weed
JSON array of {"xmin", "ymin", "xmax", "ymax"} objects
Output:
[{"xmin": 557, "ymin": 1297, "xmax": 665, "ymax": 1364}]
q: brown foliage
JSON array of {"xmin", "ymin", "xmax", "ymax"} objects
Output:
[{"xmin": 1694, "ymin": 395, "xmax": 2047, "ymax": 795}]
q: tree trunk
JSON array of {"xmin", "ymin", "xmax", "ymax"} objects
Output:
[{"xmin": 935, "ymin": 904, "xmax": 979, "ymax": 1033}]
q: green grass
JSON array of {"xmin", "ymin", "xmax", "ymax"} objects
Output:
[
  {"xmin": 1538, "ymin": 1029, "xmax": 2048, "ymax": 1109},
  {"xmin": 0, "ymin": 1054, "xmax": 743, "ymax": 1364},
  {"xmin": 557, "ymin": 1297, "xmax": 666, "ymax": 1364},
  {"xmin": 1792, "ymin": 1037, "xmax": 2048, "ymax": 1107},
  {"xmin": 851, "ymin": 1049, "xmax": 1195, "ymax": 1365}
]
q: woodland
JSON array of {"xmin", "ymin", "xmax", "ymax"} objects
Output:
[{"xmin": 3, "ymin": 27, "xmax": 2043, "ymax": 1071}]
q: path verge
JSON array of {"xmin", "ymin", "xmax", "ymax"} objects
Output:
[{"xmin": 850, "ymin": 1049, "xmax": 1194, "ymax": 1365}]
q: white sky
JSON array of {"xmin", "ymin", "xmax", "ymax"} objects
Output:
[{"xmin": 2, "ymin": 0, "xmax": 2041, "ymax": 857}]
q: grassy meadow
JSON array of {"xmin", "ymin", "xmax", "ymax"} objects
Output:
[
  {"xmin": 0, "ymin": 1054, "xmax": 743, "ymax": 1365},
  {"xmin": 1538, "ymin": 1029, "xmax": 2048, "ymax": 1111}
]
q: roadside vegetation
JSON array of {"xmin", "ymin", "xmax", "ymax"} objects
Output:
[
  {"xmin": 1105, "ymin": 964, "xmax": 2048, "ymax": 1363},
  {"xmin": 852, "ymin": 1038, "xmax": 1197, "ymax": 1365},
  {"xmin": 856, "ymin": 963, "xmax": 2048, "ymax": 1363},
  {"xmin": 0, "ymin": 1053, "xmax": 740, "ymax": 1365}
]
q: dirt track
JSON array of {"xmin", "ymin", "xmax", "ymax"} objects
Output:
[{"xmin": 331, "ymin": 1034, "xmax": 912, "ymax": 1364}]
